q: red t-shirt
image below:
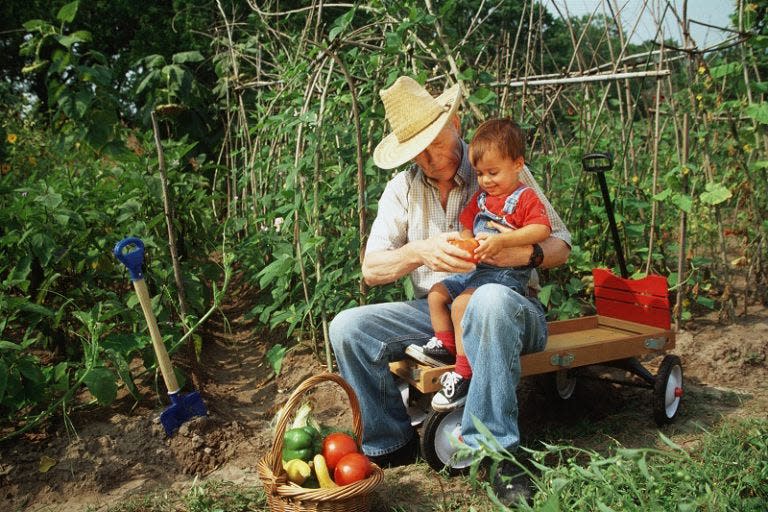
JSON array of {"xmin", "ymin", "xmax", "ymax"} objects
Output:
[{"xmin": 459, "ymin": 186, "xmax": 551, "ymax": 232}]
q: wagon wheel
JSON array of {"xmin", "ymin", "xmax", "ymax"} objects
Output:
[
  {"xmin": 535, "ymin": 369, "xmax": 577, "ymax": 400},
  {"xmin": 420, "ymin": 408, "xmax": 473, "ymax": 475},
  {"xmin": 653, "ymin": 354, "xmax": 684, "ymax": 426},
  {"xmin": 552, "ymin": 369, "xmax": 577, "ymax": 400}
]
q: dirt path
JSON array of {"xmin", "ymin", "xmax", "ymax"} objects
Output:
[{"xmin": 2, "ymin": 299, "xmax": 766, "ymax": 511}]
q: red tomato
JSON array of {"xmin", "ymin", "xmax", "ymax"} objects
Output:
[
  {"xmin": 333, "ymin": 452, "xmax": 372, "ymax": 485},
  {"xmin": 321, "ymin": 432, "xmax": 358, "ymax": 471},
  {"xmin": 449, "ymin": 238, "xmax": 480, "ymax": 263}
]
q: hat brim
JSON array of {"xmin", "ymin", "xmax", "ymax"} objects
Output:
[{"xmin": 373, "ymin": 83, "xmax": 461, "ymax": 170}]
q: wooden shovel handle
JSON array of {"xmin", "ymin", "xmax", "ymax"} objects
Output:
[{"xmin": 132, "ymin": 278, "xmax": 179, "ymax": 394}]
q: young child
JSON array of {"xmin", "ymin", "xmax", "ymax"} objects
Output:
[{"xmin": 425, "ymin": 118, "xmax": 552, "ymax": 411}]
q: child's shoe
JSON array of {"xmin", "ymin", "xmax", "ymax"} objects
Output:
[
  {"xmin": 431, "ymin": 371, "xmax": 470, "ymax": 411},
  {"xmin": 422, "ymin": 337, "xmax": 455, "ymax": 364}
]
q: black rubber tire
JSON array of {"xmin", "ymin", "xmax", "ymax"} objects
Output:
[
  {"xmin": 551, "ymin": 369, "xmax": 577, "ymax": 400},
  {"xmin": 653, "ymin": 354, "xmax": 684, "ymax": 426},
  {"xmin": 420, "ymin": 408, "xmax": 472, "ymax": 475}
]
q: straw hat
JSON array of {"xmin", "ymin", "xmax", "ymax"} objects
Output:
[{"xmin": 373, "ymin": 77, "xmax": 461, "ymax": 169}]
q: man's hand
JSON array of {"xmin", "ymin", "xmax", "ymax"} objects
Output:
[{"xmin": 418, "ymin": 232, "xmax": 476, "ymax": 273}]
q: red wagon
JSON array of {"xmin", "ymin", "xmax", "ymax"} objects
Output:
[{"xmin": 390, "ymin": 153, "xmax": 684, "ymax": 473}]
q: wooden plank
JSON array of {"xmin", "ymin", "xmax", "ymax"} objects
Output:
[
  {"xmin": 595, "ymin": 286, "xmax": 670, "ymax": 310},
  {"xmin": 546, "ymin": 316, "xmax": 599, "ymax": 335},
  {"xmin": 545, "ymin": 327, "xmax": 631, "ymax": 351},
  {"xmin": 596, "ymin": 298, "xmax": 671, "ymax": 329},
  {"xmin": 598, "ymin": 315, "xmax": 662, "ymax": 334},
  {"xmin": 593, "ymin": 268, "xmax": 669, "ymax": 297},
  {"xmin": 389, "ymin": 360, "xmax": 452, "ymax": 393},
  {"xmin": 520, "ymin": 333, "xmax": 673, "ymax": 376}
]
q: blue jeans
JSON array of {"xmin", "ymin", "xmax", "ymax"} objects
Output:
[{"xmin": 329, "ymin": 284, "xmax": 548, "ymax": 456}]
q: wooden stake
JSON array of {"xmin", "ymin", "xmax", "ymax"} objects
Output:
[{"xmin": 150, "ymin": 111, "xmax": 190, "ymax": 329}]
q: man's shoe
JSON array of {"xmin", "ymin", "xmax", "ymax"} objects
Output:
[
  {"xmin": 431, "ymin": 371, "xmax": 469, "ymax": 411},
  {"xmin": 422, "ymin": 337, "xmax": 456, "ymax": 364},
  {"xmin": 368, "ymin": 431, "xmax": 419, "ymax": 468},
  {"xmin": 490, "ymin": 460, "xmax": 533, "ymax": 506}
]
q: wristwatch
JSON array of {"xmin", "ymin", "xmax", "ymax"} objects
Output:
[{"xmin": 527, "ymin": 243, "xmax": 544, "ymax": 269}]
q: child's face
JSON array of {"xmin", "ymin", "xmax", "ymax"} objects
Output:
[{"xmin": 473, "ymin": 148, "xmax": 524, "ymax": 196}]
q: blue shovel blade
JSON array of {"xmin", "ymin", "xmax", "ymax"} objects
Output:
[{"xmin": 160, "ymin": 390, "xmax": 208, "ymax": 436}]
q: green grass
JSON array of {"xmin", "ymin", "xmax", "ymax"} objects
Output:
[{"xmin": 517, "ymin": 418, "xmax": 768, "ymax": 511}]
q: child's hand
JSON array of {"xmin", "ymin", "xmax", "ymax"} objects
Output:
[{"xmin": 475, "ymin": 233, "xmax": 505, "ymax": 260}]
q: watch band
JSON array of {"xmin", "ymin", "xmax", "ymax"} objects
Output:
[{"xmin": 528, "ymin": 243, "xmax": 544, "ymax": 269}]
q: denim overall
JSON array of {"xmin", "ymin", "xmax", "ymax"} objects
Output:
[{"xmin": 440, "ymin": 186, "xmax": 532, "ymax": 299}]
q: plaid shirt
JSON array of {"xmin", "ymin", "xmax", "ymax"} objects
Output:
[{"xmin": 366, "ymin": 140, "xmax": 571, "ymax": 298}]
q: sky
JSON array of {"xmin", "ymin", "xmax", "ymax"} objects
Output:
[{"xmin": 545, "ymin": 0, "xmax": 736, "ymax": 49}]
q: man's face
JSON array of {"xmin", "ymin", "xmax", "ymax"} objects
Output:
[{"xmin": 413, "ymin": 122, "xmax": 462, "ymax": 182}]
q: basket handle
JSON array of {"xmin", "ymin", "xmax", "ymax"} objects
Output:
[{"xmin": 269, "ymin": 372, "xmax": 364, "ymax": 477}]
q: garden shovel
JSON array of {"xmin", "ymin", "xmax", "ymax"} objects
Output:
[{"xmin": 114, "ymin": 236, "xmax": 207, "ymax": 435}]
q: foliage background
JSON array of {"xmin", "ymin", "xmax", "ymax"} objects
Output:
[{"xmin": 1, "ymin": 0, "xmax": 767, "ymax": 433}]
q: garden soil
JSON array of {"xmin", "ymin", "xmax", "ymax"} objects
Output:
[{"xmin": 2, "ymin": 285, "xmax": 767, "ymax": 511}]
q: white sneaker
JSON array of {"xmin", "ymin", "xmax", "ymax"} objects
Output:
[{"xmin": 431, "ymin": 371, "xmax": 470, "ymax": 411}]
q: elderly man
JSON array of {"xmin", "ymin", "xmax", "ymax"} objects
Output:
[{"xmin": 329, "ymin": 76, "xmax": 571, "ymax": 500}]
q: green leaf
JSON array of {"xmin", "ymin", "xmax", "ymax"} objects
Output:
[
  {"xmin": 20, "ymin": 302, "xmax": 55, "ymax": 318},
  {"xmin": 171, "ymin": 51, "xmax": 204, "ymax": 65},
  {"xmin": 329, "ymin": 9, "xmax": 355, "ymax": 42},
  {"xmin": 0, "ymin": 340, "xmax": 22, "ymax": 351},
  {"xmin": 6, "ymin": 256, "xmax": 32, "ymax": 291},
  {"xmin": 266, "ymin": 344, "xmax": 287, "ymax": 375},
  {"xmin": 102, "ymin": 333, "xmax": 148, "ymax": 355},
  {"xmin": 745, "ymin": 103, "xmax": 768, "ymax": 125},
  {"xmin": 708, "ymin": 61, "xmax": 742, "ymax": 79},
  {"xmin": 696, "ymin": 296, "xmax": 716, "ymax": 309},
  {"xmin": 328, "ymin": 26, "xmax": 345, "ymax": 42},
  {"xmin": 57, "ymin": 30, "xmax": 92, "ymax": 49},
  {"xmin": 468, "ymin": 87, "xmax": 496, "ymax": 105},
  {"xmin": 22, "ymin": 19, "xmax": 52, "ymax": 32},
  {"xmin": 35, "ymin": 190, "xmax": 63, "ymax": 210},
  {"xmin": 105, "ymin": 350, "xmax": 140, "ymax": 401},
  {"xmin": 538, "ymin": 284, "xmax": 554, "ymax": 307},
  {"xmin": 671, "ymin": 193, "xmax": 692, "ymax": 213},
  {"xmin": 699, "ymin": 182, "xmax": 732, "ymax": 206},
  {"xmin": 83, "ymin": 367, "xmax": 118, "ymax": 405},
  {"xmin": 57, "ymin": 1, "xmax": 80, "ymax": 23},
  {"xmin": 384, "ymin": 32, "xmax": 402, "ymax": 53},
  {"xmin": 652, "ymin": 189, "xmax": 672, "ymax": 201},
  {"xmin": 402, "ymin": 275, "xmax": 414, "ymax": 300},
  {"xmin": 17, "ymin": 358, "xmax": 45, "ymax": 384}
]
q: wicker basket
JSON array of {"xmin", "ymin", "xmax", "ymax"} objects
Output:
[{"xmin": 257, "ymin": 373, "xmax": 384, "ymax": 512}]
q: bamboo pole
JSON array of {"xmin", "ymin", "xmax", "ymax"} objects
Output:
[
  {"xmin": 675, "ymin": 114, "xmax": 690, "ymax": 330},
  {"xmin": 150, "ymin": 111, "xmax": 190, "ymax": 329},
  {"xmin": 313, "ymin": 61, "xmax": 335, "ymax": 371},
  {"xmin": 645, "ymin": 48, "xmax": 665, "ymax": 275},
  {"xmin": 423, "ymin": 0, "xmax": 484, "ymax": 122},
  {"xmin": 495, "ymin": 69, "xmax": 671, "ymax": 88}
]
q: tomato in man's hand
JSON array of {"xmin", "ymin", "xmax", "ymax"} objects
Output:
[
  {"xmin": 321, "ymin": 432, "xmax": 358, "ymax": 471},
  {"xmin": 333, "ymin": 452, "xmax": 372, "ymax": 485},
  {"xmin": 449, "ymin": 238, "xmax": 480, "ymax": 263}
]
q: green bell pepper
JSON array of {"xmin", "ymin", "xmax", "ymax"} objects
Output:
[{"xmin": 282, "ymin": 427, "xmax": 320, "ymax": 462}]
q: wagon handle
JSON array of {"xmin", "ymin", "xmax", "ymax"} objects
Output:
[{"xmin": 582, "ymin": 152, "xmax": 629, "ymax": 278}]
